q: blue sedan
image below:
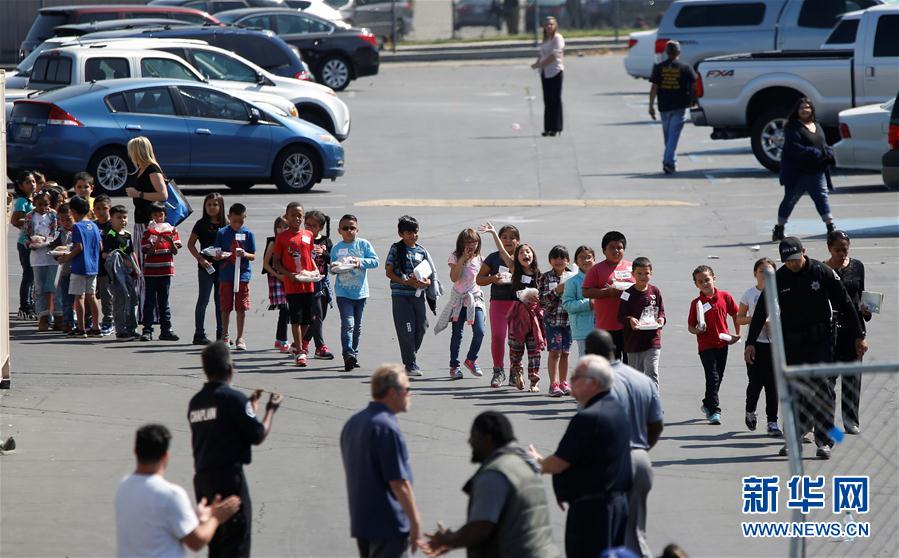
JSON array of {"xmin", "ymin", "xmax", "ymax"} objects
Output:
[{"xmin": 6, "ymin": 78, "xmax": 345, "ymax": 193}]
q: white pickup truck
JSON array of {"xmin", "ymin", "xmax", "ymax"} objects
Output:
[{"xmin": 690, "ymin": 4, "xmax": 898, "ymax": 171}]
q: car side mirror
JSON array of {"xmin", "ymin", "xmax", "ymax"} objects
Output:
[
  {"xmin": 249, "ymin": 107, "xmax": 262, "ymax": 123},
  {"xmin": 256, "ymin": 71, "xmax": 266, "ymax": 84}
]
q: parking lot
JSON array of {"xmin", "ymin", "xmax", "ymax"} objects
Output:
[{"xmin": 3, "ymin": 53, "xmax": 898, "ymax": 557}]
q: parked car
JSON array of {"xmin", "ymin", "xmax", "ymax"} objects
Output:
[
  {"xmin": 99, "ymin": 38, "xmax": 352, "ymax": 138},
  {"xmin": 624, "ymin": 28, "xmax": 658, "ymax": 79},
  {"xmin": 691, "ymin": 4, "xmax": 899, "ymax": 171},
  {"xmin": 79, "ymin": 25, "xmax": 311, "ymax": 80},
  {"xmin": 654, "ymin": 0, "xmax": 883, "ymax": 68},
  {"xmin": 281, "ymin": 0, "xmax": 347, "ymax": 23},
  {"xmin": 215, "ymin": 8, "xmax": 379, "ymax": 90},
  {"xmin": 53, "ymin": 18, "xmax": 194, "ymax": 38},
  {"xmin": 882, "ymin": 92, "xmax": 899, "ymax": 188},
  {"xmin": 453, "ymin": 0, "xmax": 502, "ymax": 31},
  {"xmin": 524, "ymin": 0, "xmax": 568, "ymax": 33},
  {"xmin": 6, "ymin": 79, "xmax": 344, "ymax": 193},
  {"xmin": 148, "ymin": 0, "xmax": 287, "ymax": 11},
  {"xmin": 18, "ymin": 4, "xmax": 221, "ymax": 61},
  {"xmin": 322, "ymin": 0, "xmax": 414, "ymax": 42},
  {"xmin": 833, "ymin": 98, "xmax": 893, "ymax": 170}
]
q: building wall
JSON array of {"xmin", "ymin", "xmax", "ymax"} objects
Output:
[{"xmin": 1, "ymin": 0, "xmax": 144, "ymax": 64}]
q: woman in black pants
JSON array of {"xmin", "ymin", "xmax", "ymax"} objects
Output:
[
  {"xmin": 532, "ymin": 17, "xmax": 565, "ymax": 137},
  {"xmin": 824, "ymin": 230, "xmax": 872, "ymax": 434},
  {"xmin": 773, "ymin": 98, "xmax": 836, "ymax": 241}
]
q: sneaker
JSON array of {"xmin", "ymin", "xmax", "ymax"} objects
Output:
[
  {"xmin": 709, "ymin": 412, "xmax": 722, "ymax": 425},
  {"xmin": 490, "ymin": 368, "xmax": 506, "ymax": 388},
  {"xmin": 845, "ymin": 424, "xmax": 860, "ymax": 435},
  {"xmin": 344, "ymin": 355, "xmax": 357, "ymax": 372},
  {"xmin": 560, "ymin": 381, "xmax": 571, "ymax": 395},
  {"xmin": 159, "ymin": 331, "xmax": 180, "ymax": 342},
  {"xmin": 354, "ymin": 361, "xmax": 361, "ymax": 368},
  {"xmin": 662, "ymin": 163, "xmax": 675, "ymax": 175},
  {"xmin": 701, "ymin": 405, "xmax": 711, "ymax": 420},
  {"xmin": 801, "ymin": 432, "xmax": 813, "ymax": 444},
  {"xmin": 100, "ymin": 324, "xmax": 115, "ymax": 336},
  {"xmin": 772, "ymin": 224, "xmax": 785, "ymax": 242},
  {"xmin": 816, "ymin": 445, "xmax": 832, "ymax": 460},
  {"xmin": 463, "ymin": 359, "xmax": 483, "ymax": 377},
  {"xmin": 193, "ymin": 336, "xmax": 212, "ymax": 346},
  {"xmin": 778, "ymin": 445, "xmax": 789, "ymax": 457},
  {"xmin": 116, "ymin": 332, "xmax": 137, "ymax": 341},
  {"xmin": 767, "ymin": 422, "xmax": 783, "ymax": 437},
  {"xmin": 234, "ymin": 338, "xmax": 247, "ymax": 351},
  {"xmin": 511, "ymin": 369, "xmax": 525, "ymax": 391},
  {"xmin": 222, "ymin": 336, "xmax": 232, "ymax": 347},
  {"xmin": 450, "ymin": 366, "xmax": 463, "ymax": 380},
  {"xmin": 548, "ymin": 383, "xmax": 564, "ymax": 397},
  {"xmin": 295, "ymin": 353, "xmax": 307, "ymax": 367},
  {"xmin": 139, "ymin": 331, "xmax": 153, "ymax": 342},
  {"xmin": 274, "ymin": 340, "xmax": 284, "ymax": 350},
  {"xmin": 745, "ymin": 412, "xmax": 758, "ymax": 431},
  {"xmin": 87, "ymin": 329, "xmax": 103, "ymax": 338},
  {"xmin": 315, "ymin": 345, "xmax": 335, "ymax": 360},
  {"xmin": 301, "ymin": 340, "xmax": 310, "ymax": 355},
  {"xmin": 279, "ymin": 342, "xmax": 291, "ymax": 354},
  {"xmin": 407, "ymin": 366, "xmax": 423, "ymax": 377}
]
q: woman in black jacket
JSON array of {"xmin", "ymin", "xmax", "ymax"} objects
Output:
[{"xmin": 773, "ymin": 98, "xmax": 836, "ymax": 241}]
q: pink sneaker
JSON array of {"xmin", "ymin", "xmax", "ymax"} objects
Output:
[
  {"xmin": 295, "ymin": 353, "xmax": 307, "ymax": 367},
  {"xmin": 548, "ymin": 383, "xmax": 564, "ymax": 397},
  {"xmin": 278, "ymin": 341, "xmax": 290, "ymax": 354},
  {"xmin": 560, "ymin": 381, "xmax": 572, "ymax": 395}
]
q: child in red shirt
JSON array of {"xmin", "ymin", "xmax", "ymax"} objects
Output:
[
  {"xmin": 272, "ymin": 201, "xmax": 317, "ymax": 367},
  {"xmin": 139, "ymin": 202, "xmax": 181, "ymax": 342},
  {"xmin": 687, "ymin": 265, "xmax": 740, "ymax": 425},
  {"xmin": 582, "ymin": 230, "xmax": 634, "ymax": 361}
]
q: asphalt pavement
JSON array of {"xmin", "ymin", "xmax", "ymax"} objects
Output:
[{"xmin": 2, "ymin": 53, "xmax": 898, "ymax": 557}]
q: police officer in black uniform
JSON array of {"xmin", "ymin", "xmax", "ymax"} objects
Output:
[
  {"xmin": 745, "ymin": 237, "xmax": 866, "ymax": 460},
  {"xmin": 188, "ymin": 341, "xmax": 283, "ymax": 557}
]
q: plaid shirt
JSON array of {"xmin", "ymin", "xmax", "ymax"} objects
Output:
[{"xmin": 537, "ymin": 269, "xmax": 570, "ymax": 327}]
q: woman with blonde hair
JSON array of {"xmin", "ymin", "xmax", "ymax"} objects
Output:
[
  {"xmin": 531, "ymin": 16, "xmax": 565, "ymax": 137},
  {"xmin": 124, "ymin": 136, "xmax": 169, "ymax": 324}
]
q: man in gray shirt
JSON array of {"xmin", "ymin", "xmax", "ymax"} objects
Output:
[
  {"xmin": 422, "ymin": 411, "xmax": 557, "ymax": 557},
  {"xmin": 586, "ymin": 329, "xmax": 664, "ymax": 558}
]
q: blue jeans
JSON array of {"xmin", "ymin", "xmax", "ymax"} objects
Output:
[
  {"xmin": 17, "ymin": 243, "xmax": 34, "ymax": 311},
  {"xmin": 55, "ymin": 273, "xmax": 74, "ymax": 327},
  {"xmin": 777, "ymin": 172, "xmax": 832, "ymax": 224},
  {"xmin": 450, "ymin": 306, "xmax": 485, "ymax": 367},
  {"xmin": 336, "ymin": 297, "xmax": 367, "ymax": 358},
  {"xmin": 194, "ymin": 267, "xmax": 222, "ymax": 339},
  {"xmin": 143, "ymin": 276, "xmax": 172, "ymax": 333},
  {"xmin": 660, "ymin": 108, "xmax": 686, "ymax": 167}
]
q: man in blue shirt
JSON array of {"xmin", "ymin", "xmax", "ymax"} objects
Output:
[
  {"xmin": 341, "ymin": 363, "xmax": 422, "ymax": 557},
  {"xmin": 56, "ymin": 196, "xmax": 102, "ymax": 337},
  {"xmin": 586, "ymin": 329, "xmax": 664, "ymax": 558}
]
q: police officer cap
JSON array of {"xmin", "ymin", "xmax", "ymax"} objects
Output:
[{"xmin": 779, "ymin": 237, "xmax": 804, "ymax": 262}]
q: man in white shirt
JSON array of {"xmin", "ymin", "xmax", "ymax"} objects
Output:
[{"xmin": 115, "ymin": 424, "xmax": 240, "ymax": 558}]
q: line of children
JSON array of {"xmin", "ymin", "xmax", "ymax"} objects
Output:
[{"xmin": 330, "ymin": 214, "xmax": 380, "ymax": 372}]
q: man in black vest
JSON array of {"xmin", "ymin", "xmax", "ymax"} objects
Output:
[
  {"xmin": 746, "ymin": 237, "xmax": 866, "ymax": 459},
  {"xmin": 422, "ymin": 411, "xmax": 557, "ymax": 558},
  {"xmin": 527, "ymin": 355, "xmax": 632, "ymax": 558},
  {"xmin": 188, "ymin": 341, "xmax": 283, "ymax": 557}
]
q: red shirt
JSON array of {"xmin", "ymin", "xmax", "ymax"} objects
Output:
[
  {"xmin": 273, "ymin": 228, "xmax": 315, "ymax": 295},
  {"xmin": 140, "ymin": 227, "xmax": 181, "ymax": 277},
  {"xmin": 687, "ymin": 289, "xmax": 738, "ymax": 352},
  {"xmin": 582, "ymin": 259, "xmax": 634, "ymax": 331}
]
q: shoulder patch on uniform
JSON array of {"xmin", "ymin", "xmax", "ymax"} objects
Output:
[{"xmin": 245, "ymin": 401, "xmax": 256, "ymax": 419}]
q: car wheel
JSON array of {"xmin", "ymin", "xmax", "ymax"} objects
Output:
[
  {"xmin": 296, "ymin": 105, "xmax": 335, "ymax": 134},
  {"xmin": 89, "ymin": 147, "xmax": 131, "ymax": 194},
  {"xmin": 318, "ymin": 56, "xmax": 351, "ymax": 91},
  {"xmin": 751, "ymin": 107, "xmax": 789, "ymax": 172},
  {"xmin": 273, "ymin": 145, "xmax": 321, "ymax": 193},
  {"xmin": 225, "ymin": 181, "xmax": 254, "ymax": 192}
]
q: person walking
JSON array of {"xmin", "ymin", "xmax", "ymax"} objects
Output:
[
  {"xmin": 340, "ymin": 363, "xmax": 423, "ymax": 558},
  {"xmin": 532, "ymin": 17, "xmax": 565, "ymax": 137},
  {"xmin": 187, "ymin": 342, "xmax": 283, "ymax": 557},
  {"xmin": 421, "ymin": 411, "xmax": 557, "ymax": 558},
  {"xmin": 773, "ymin": 98, "xmax": 837, "ymax": 241},
  {"xmin": 124, "ymin": 136, "xmax": 169, "ymax": 321},
  {"xmin": 115, "ymin": 424, "xmax": 241, "ymax": 558},
  {"xmin": 823, "ymin": 230, "xmax": 872, "ymax": 434},
  {"xmin": 527, "ymin": 355, "xmax": 632, "ymax": 557},
  {"xmin": 745, "ymin": 238, "xmax": 866, "ymax": 460},
  {"xmin": 584, "ymin": 330, "xmax": 663, "ymax": 558},
  {"xmin": 648, "ymin": 40, "xmax": 696, "ymax": 174}
]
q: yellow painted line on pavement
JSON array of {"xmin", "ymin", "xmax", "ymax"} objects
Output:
[{"xmin": 355, "ymin": 199, "xmax": 699, "ymax": 208}]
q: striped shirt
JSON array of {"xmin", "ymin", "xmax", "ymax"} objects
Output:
[{"xmin": 141, "ymin": 226, "xmax": 181, "ymax": 277}]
